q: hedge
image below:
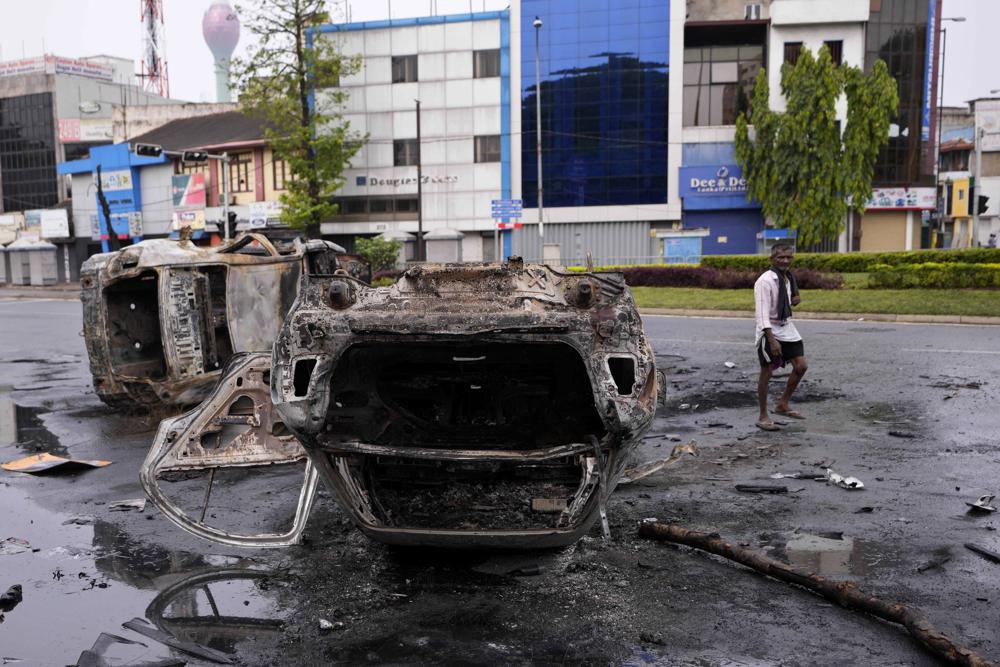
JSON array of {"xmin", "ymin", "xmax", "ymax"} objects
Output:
[
  {"xmin": 868, "ymin": 262, "xmax": 1000, "ymax": 289},
  {"xmin": 700, "ymin": 248, "xmax": 1000, "ymax": 273},
  {"xmin": 613, "ymin": 266, "xmax": 843, "ymax": 289}
]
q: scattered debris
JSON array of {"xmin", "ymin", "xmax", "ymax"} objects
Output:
[
  {"xmin": 724, "ymin": 361, "xmax": 736, "ymax": 369},
  {"xmin": 769, "ymin": 471, "xmax": 826, "ymax": 480},
  {"xmin": 531, "ymin": 498, "xmax": 567, "ymax": 513},
  {"xmin": 0, "ymin": 585, "xmax": 22, "ymax": 612},
  {"xmin": 639, "ymin": 520, "xmax": 997, "ymax": 666},
  {"xmin": 1, "ymin": 453, "xmax": 111, "ymax": 475},
  {"xmin": 706, "ymin": 422, "xmax": 733, "ymax": 429},
  {"xmin": 854, "ymin": 507, "xmax": 875, "ymax": 514},
  {"xmin": 0, "ymin": 538, "xmax": 32, "ymax": 556},
  {"xmin": 887, "ymin": 431, "xmax": 917, "ymax": 439},
  {"xmin": 319, "ymin": 618, "xmax": 345, "ymax": 632},
  {"xmin": 964, "ymin": 543, "xmax": 1000, "ymax": 565},
  {"xmin": 825, "ymin": 469, "xmax": 865, "ymax": 490},
  {"xmin": 108, "ymin": 499, "xmax": 146, "ymax": 512},
  {"xmin": 74, "ymin": 632, "xmax": 155, "ymax": 667},
  {"xmin": 620, "ymin": 442, "xmax": 699, "ymax": 485},
  {"xmin": 679, "ymin": 403, "xmax": 691, "ymax": 410},
  {"xmin": 965, "ymin": 495, "xmax": 997, "ymax": 514},
  {"xmin": 735, "ymin": 484, "xmax": 788, "ymax": 494},
  {"xmin": 122, "ymin": 617, "xmax": 233, "ymax": 664},
  {"xmin": 917, "ymin": 556, "xmax": 951, "ymax": 573},
  {"xmin": 62, "ymin": 517, "xmax": 94, "ymax": 526}
]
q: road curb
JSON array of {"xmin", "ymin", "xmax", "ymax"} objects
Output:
[{"xmin": 638, "ymin": 307, "xmax": 1000, "ymax": 326}]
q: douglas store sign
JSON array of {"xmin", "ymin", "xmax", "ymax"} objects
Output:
[
  {"xmin": 357, "ymin": 174, "xmax": 458, "ymax": 188},
  {"xmin": 679, "ymin": 164, "xmax": 756, "ymax": 210}
]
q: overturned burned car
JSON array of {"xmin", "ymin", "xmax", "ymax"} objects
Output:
[
  {"xmin": 142, "ymin": 258, "xmax": 661, "ymax": 549},
  {"xmin": 81, "ymin": 233, "xmax": 356, "ymax": 409}
]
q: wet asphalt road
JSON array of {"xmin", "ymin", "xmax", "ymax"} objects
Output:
[{"xmin": 1, "ymin": 296, "xmax": 999, "ymax": 666}]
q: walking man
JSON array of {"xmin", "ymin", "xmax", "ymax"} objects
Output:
[{"xmin": 754, "ymin": 244, "xmax": 808, "ymax": 431}]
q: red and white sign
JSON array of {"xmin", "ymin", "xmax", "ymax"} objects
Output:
[{"xmin": 496, "ymin": 222, "xmax": 524, "ymax": 230}]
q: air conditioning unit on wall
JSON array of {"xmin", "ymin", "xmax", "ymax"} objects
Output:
[{"xmin": 745, "ymin": 3, "xmax": 762, "ymax": 20}]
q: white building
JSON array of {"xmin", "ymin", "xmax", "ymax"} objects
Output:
[{"xmin": 314, "ymin": 13, "xmax": 509, "ymax": 262}]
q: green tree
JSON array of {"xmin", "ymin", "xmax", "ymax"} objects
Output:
[
  {"xmin": 356, "ymin": 235, "xmax": 403, "ymax": 272},
  {"xmin": 735, "ymin": 46, "xmax": 898, "ymax": 247},
  {"xmin": 234, "ymin": 0, "xmax": 364, "ymax": 235}
]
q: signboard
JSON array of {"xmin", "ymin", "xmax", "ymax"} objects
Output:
[
  {"xmin": 865, "ymin": 187, "xmax": 936, "ymax": 210},
  {"xmin": 678, "ymin": 164, "xmax": 757, "ymax": 210},
  {"xmin": 0, "ymin": 55, "xmax": 113, "ymax": 81},
  {"xmin": 172, "ymin": 173, "xmax": 207, "ymax": 208},
  {"xmin": 248, "ymin": 202, "xmax": 269, "ymax": 228},
  {"xmin": 92, "ymin": 213, "xmax": 142, "ymax": 240},
  {"xmin": 976, "ymin": 100, "xmax": 1000, "ymax": 152},
  {"xmin": 491, "ymin": 198, "xmax": 523, "ymax": 219},
  {"xmin": 172, "ymin": 210, "xmax": 206, "ymax": 231},
  {"xmin": 33, "ymin": 209, "xmax": 70, "ymax": 238},
  {"xmin": 0, "ymin": 213, "xmax": 22, "ymax": 245},
  {"xmin": 99, "ymin": 169, "xmax": 133, "ymax": 192},
  {"xmin": 921, "ymin": 0, "xmax": 939, "ymax": 143},
  {"xmin": 355, "ymin": 174, "xmax": 459, "ymax": 189}
]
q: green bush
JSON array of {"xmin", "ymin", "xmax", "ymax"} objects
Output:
[
  {"xmin": 701, "ymin": 248, "xmax": 1000, "ymax": 273},
  {"xmin": 868, "ymin": 262, "xmax": 1000, "ymax": 288}
]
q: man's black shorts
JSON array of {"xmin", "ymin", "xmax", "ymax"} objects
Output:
[{"xmin": 757, "ymin": 337, "xmax": 804, "ymax": 367}]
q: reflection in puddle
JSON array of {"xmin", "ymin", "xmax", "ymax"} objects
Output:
[
  {"xmin": 147, "ymin": 569, "xmax": 286, "ymax": 655},
  {"xmin": 764, "ymin": 532, "xmax": 869, "ymax": 576},
  {"xmin": 0, "ymin": 385, "xmax": 66, "ymax": 455}
]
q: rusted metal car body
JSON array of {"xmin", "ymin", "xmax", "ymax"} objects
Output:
[
  {"xmin": 140, "ymin": 259, "xmax": 660, "ymax": 549},
  {"xmin": 81, "ymin": 233, "xmax": 347, "ymax": 409}
]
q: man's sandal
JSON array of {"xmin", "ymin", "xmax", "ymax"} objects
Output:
[
  {"xmin": 773, "ymin": 408, "xmax": 806, "ymax": 420},
  {"xmin": 755, "ymin": 420, "xmax": 780, "ymax": 431}
]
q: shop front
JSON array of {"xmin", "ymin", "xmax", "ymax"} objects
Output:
[{"xmin": 679, "ymin": 162, "xmax": 763, "ymax": 255}]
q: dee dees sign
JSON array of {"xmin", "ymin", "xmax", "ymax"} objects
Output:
[{"xmin": 687, "ymin": 165, "xmax": 747, "ymax": 194}]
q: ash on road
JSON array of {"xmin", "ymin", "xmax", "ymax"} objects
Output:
[{"xmin": 1, "ymin": 298, "xmax": 998, "ymax": 666}]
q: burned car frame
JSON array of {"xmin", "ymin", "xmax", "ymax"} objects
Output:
[
  {"xmin": 142, "ymin": 258, "xmax": 661, "ymax": 549},
  {"xmin": 81, "ymin": 233, "xmax": 353, "ymax": 409}
]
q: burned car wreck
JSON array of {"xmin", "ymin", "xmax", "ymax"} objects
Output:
[
  {"xmin": 142, "ymin": 258, "xmax": 661, "ymax": 549},
  {"xmin": 81, "ymin": 233, "xmax": 353, "ymax": 409}
]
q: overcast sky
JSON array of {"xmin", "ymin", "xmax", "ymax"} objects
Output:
[{"xmin": 0, "ymin": 0, "xmax": 993, "ymax": 106}]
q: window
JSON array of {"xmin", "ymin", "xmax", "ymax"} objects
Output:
[
  {"xmin": 473, "ymin": 49, "xmax": 501, "ymax": 78},
  {"xmin": 683, "ymin": 44, "xmax": 763, "ymax": 127},
  {"xmin": 180, "ymin": 161, "xmax": 207, "ymax": 175},
  {"xmin": 474, "ymin": 135, "xmax": 501, "ymax": 163},
  {"xmin": 393, "ymin": 139, "xmax": 419, "ymax": 166},
  {"xmin": 784, "ymin": 42, "xmax": 803, "ymax": 65},
  {"xmin": 395, "ymin": 197, "xmax": 419, "ymax": 213},
  {"xmin": 824, "ymin": 40, "xmax": 843, "ymax": 66},
  {"xmin": 228, "ymin": 152, "xmax": 253, "ymax": 193},
  {"xmin": 391, "ymin": 55, "xmax": 418, "ymax": 83},
  {"xmin": 272, "ymin": 158, "xmax": 288, "ymax": 190}
]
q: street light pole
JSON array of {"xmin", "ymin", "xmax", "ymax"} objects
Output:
[
  {"xmin": 936, "ymin": 17, "xmax": 966, "ymax": 248},
  {"xmin": 974, "ymin": 126, "xmax": 982, "ymax": 246},
  {"xmin": 534, "ymin": 16, "xmax": 543, "ymax": 240},
  {"xmin": 415, "ymin": 98, "xmax": 424, "ymax": 261},
  {"xmin": 221, "ymin": 152, "xmax": 231, "ymax": 242}
]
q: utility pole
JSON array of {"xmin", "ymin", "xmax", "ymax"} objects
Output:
[
  {"xmin": 220, "ymin": 152, "xmax": 231, "ymax": 242},
  {"xmin": 415, "ymin": 98, "xmax": 424, "ymax": 261},
  {"xmin": 534, "ymin": 16, "xmax": 544, "ymax": 239}
]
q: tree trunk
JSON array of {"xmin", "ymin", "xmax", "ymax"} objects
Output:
[{"xmin": 638, "ymin": 521, "xmax": 997, "ymax": 667}]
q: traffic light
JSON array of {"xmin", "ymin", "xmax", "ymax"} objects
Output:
[
  {"xmin": 133, "ymin": 143, "xmax": 163, "ymax": 157},
  {"xmin": 978, "ymin": 195, "xmax": 990, "ymax": 215},
  {"xmin": 182, "ymin": 150, "xmax": 209, "ymax": 163}
]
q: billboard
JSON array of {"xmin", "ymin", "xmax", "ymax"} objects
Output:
[
  {"xmin": 0, "ymin": 55, "xmax": 113, "ymax": 81},
  {"xmin": 865, "ymin": 187, "xmax": 936, "ymax": 210},
  {"xmin": 172, "ymin": 210, "xmax": 206, "ymax": 231},
  {"xmin": 172, "ymin": 173, "xmax": 207, "ymax": 208},
  {"xmin": 976, "ymin": 100, "xmax": 1000, "ymax": 152},
  {"xmin": 99, "ymin": 169, "xmax": 134, "ymax": 192}
]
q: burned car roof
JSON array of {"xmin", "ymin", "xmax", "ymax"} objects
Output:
[
  {"xmin": 81, "ymin": 233, "xmax": 352, "ymax": 410},
  {"xmin": 141, "ymin": 258, "xmax": 661, "ymax": 549}
]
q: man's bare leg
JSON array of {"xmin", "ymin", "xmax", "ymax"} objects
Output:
[
  {"xmin": 775, "ymin": 356, "xmax": 808, "ymax": 413},
  {"xmin": 757, "ymin": 365, "xmax": 772, "ymax": 422}
]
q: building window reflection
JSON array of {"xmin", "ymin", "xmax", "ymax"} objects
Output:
[{"xmin": 683, "ymin": 45, "xmax": 763, "ymax": 126}]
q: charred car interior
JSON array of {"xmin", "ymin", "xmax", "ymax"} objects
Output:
[
  {"xmin": 140, "ymin": 257, "xmax": 661, "ymax": 549},
  {"xmin": 81, "ymin": 233, "xmax": 353, "ymax": 409}
]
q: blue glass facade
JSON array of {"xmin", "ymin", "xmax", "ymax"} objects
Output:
[{"xmin": 521, "ymin": 0, "xmax": 670, "ymax": 208}]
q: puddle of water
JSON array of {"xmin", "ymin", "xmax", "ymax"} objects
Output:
[
  {"xmin": 0, "ymin": 482, "xmax": 288, "ymax": 665},
  {"xmin": 0, "ymin": 387, "xmax": 66, "ymax": 455},
  {"xmin": 763, "ymin": 532, "xmax": 869, "ymax": 576}
]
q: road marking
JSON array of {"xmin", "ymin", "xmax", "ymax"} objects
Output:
[{"xmin": 902, "ymin": 348, "xmax": 1000, "ymax": 355}]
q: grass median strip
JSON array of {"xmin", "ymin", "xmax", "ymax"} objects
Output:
[{"xmin": 631, "ymin": 286, "xmax": 1000, "ymax": 317}]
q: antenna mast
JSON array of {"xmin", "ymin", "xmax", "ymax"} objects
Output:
[{"xmin": 139, "ymin": 0, "xmax": 169, "ymax": 97}]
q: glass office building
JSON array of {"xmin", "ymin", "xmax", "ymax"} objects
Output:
[
  {"xmin": 0, "ymin": 92, "xmax": 59, "ymax": 212},
  {"xmin": 520, "ymin": 0, "xmax": 670, "ymax": 209}
]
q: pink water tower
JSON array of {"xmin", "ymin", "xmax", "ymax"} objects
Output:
[{"xmin": 202, "ymin": 1, "xmax": 240, "ymax": 102}]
